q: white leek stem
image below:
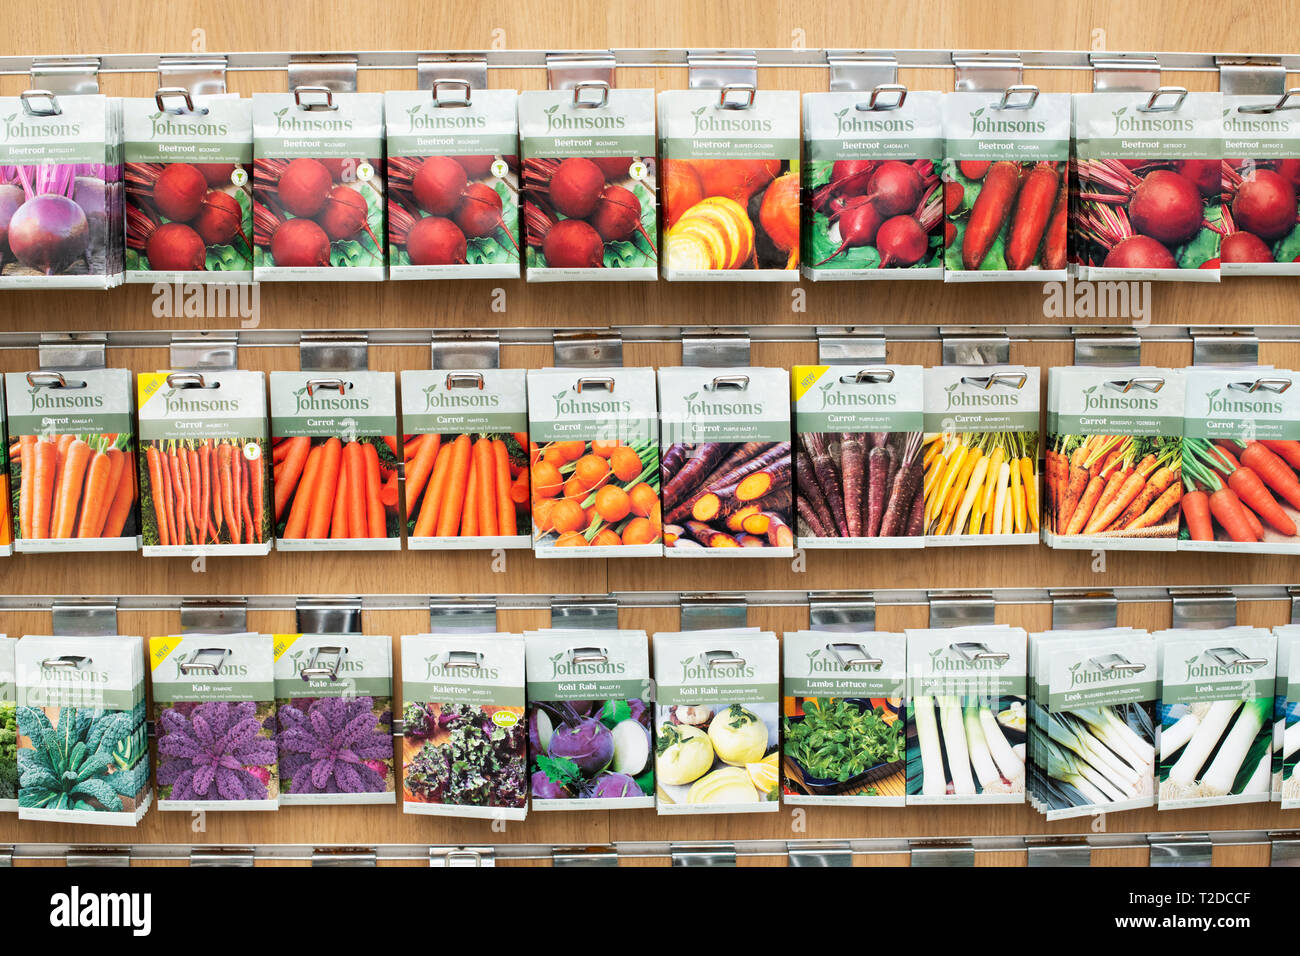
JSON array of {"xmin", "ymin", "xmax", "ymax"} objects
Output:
[
  {"xmin": 1284, "ymin": 720, "xmax": 1300, "ymax": 760},
  {"xmin": 1160, "ymin": 711, "xmax": 1200, "ymax": 760},
  {"xmin": 1243, "ymin": 750, "xmax": 1272, "ymax": 795},
  {"xmin": 913, "ymin": 696, "xmax": 946, "ymax": 797},
  {"xmin": 1168, "ymin": 700, "xmax": 1240, "ymax": 788},
  {"xmin": 980, "ymin": 707, "xmax": 1024, "ymax": 782},
  {"xmin": 940, "ymin": 697, "xmax": 976, "ymax": 796},
  {"xmin": 964, "ymin": 706, "xmax": 1000, "ymax": 789},
  {"xmin": 1200, "ymin": 699, "xmax": 1270, "ymax": 796},
  {"xmin": 1078, "ymin": 760, "xmax": 1127, "ymax": 802}
]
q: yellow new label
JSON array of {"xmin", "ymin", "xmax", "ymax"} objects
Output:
[
  {"xmin": 149, "ymin": 635, "xmax": 183, "ymax": 671},
  {"xmin": 791, "ymin": 365, "xmax": 827, "ymax": 403},
  {"xmin": 272, "ymin": 634, "xmax": 300, "ymax": 660},
  {"xmin": 137, "ymin": 372, "xmax": 169, "ymax": 409}
]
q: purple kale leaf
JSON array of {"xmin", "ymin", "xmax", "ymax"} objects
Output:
[
  {"xmin": 157, "ymin": 700, "xmax": 277, "ymax": 801},
  {"xmin": 402, "ymin": 704, "xmax": 525, "ymax": 809},
  {"xmin": 275, "ymin": 696, "xmax": 393, "ymax": 794}
]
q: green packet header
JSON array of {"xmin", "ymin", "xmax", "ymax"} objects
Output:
[
  {"xmin": 15, "ymin": 635, "xmax": 141, "ymax": 711},
  {"xmin": 1157, "ymin": 629, "xmax": 1276, "ymax": 704},
  {"xmin": 519, "ymin": 89, "xmax": 656, "ymax": 158},
  {"xmin": 783, "ymin": 630, "xmax": 905, "ymax": 698},
  {"xmin": 1182, "ymin": 366, "xmax": 1300, "ymax": 441},
  {"xmin": 923, "ymin": 365, "xmax": 1040, "ymax": 433},
  {"xmin": 526, "ymin": 367, "xmax": 657, "ymax": 444},
  {"xmin": 1049, "ymin": 366, "xmax": 1184, "ymax": 438},
  {"xmin": 942, "ymin": 91, "xmax": 1071, "ymax": 162},
  {"xmin": 803, "ymin": 90, "xmax": 943, "ymax": 162},
  {"xmin": 272, "ymin": 633, "xmax": 392, "ymax": 699},
  {"xmin": 270, "ymin": 371, "xmax": 396, "ymax": 438},
  {"xmin": 401, "ymin": 633, "xmax": 525, "ymax": 708},
  {"xmin": 385, "ymin": 89, "xmax": 517, "ymax": 157},
  {"xmin": 653, "ymin": 632, "xmax": 779, "ymax": 706},
  {"xmin": 253, "ymin": 92, "xmax": 384, "ymax": 157},
  {"xmin": 659, "ymin": 366, "xmax": 790, "ymax": 444},
  {"xmin": 401, "ymin": 368, "xmax": 527, "ymax": 434},
  {"xmin": 0, "ymin": 93, "xmax": 112, "ymax": 165},
  {"xmin": 1074, "ymin": 91, "xmax": 1223, "ymax": 161},
  {"xmin": 5, "ymin": 368, "xmax": 134, "ymax": 437},
  {"xmin": 137, "ymin": 369, "xmax": 267, "ymax": 441},
  {"xmin": 524, "ymin": 629, "xmax": 649, "ymax": 701},
  {"xmin": 123, "ymin": 95, "xmax": 252, "ymax": 164},
  {"xmin": 659, "ymin": 89, "xmax": 800, "ymax": 160},
  {"xmin": 793, "ymin": 364, "xmax": 924, "ymax": 435}
]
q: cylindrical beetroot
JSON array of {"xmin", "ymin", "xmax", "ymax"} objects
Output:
[
  {"xmin": 276, "ymin": 158, "xmax": 333, "ymax": 218},
  {"xmin": 146, "ymin": 221, "xmax": 207, "ymax": 271},
  {"xmin": 153, "ymin": 163, "xmax": 208, "ymax": 223},
  {"xmin": 1129, "ymin": 170, "xmax": 1203, "ymax": 246},
  {"xmin": 1102, "ymin": 234, "xmax": 1177, "ymax": 269},
  {"xmin": 1220, "ymin": 230, "xmax": 1274, "ymax": 263},
  {"xmin": 1232, "ymin": 169, "xmax": 1297, "ymax": 241},
  {"xmin": 412, "ymin": 156, "xmax": 467, "ymax": 216},
  {"xmin": 961, "ymin": 161, "xmax": 1021, "ymax": 269},
  {"xmin": 270, "ymin": 217, "xmax": 330, "ymax": 267},
  {"xmin": 548, "ymin": 157, "xmax": 606, "ymax": 219},
  {"xmin": 406, "ymin": 216, "xmax": 467, "ymax": 265},
  {"xmin": 1005, "ymin": 164, "xmax": 1059, "ymax": 271},
  {"xmin": 542, "ymin": 218, "xmax": 604, "ymax": 268}
]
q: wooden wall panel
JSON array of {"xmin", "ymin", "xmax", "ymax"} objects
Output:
[{"xmin": 1, "ymin": 0, "xmax": 1299, "ymax": 867}]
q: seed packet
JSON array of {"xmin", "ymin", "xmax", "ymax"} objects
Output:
[
  {"xmin": 399, "ymin": 632, "xmax": 527, "ymax": 820},
  {"xmin": 252, "ymin": 92, "xmax": 385, "ymax": 280},
  {"xmin": 653, "ymin": 629, "xmax": 780, "ymax": 814},
  {"xmin": 802, "ymin": 90, "xmax": 944, "ymax": 279},
  {"xmin": 1179, "ymin": 366, "xmax": 1300, "ymax": 553},
  {"xmin": 1073, "ymin": 91, "xmax": 1222, "ymax": 280},
  {"xmin": 793, "ymin": 364, "xmax": 925, "ymax": 547},
  {"xmin": 0, "ymin": 93, "xmax": 123, "ymax": 288},
  {"xmin": 271, "ymin": 633, "xmax": 394, "ymax": 805},
  {"xmin": 16, "ymin": 634, "xmax": 150, "ymax": 825},
  {"xmin": 400, "ymin": 368, "xmax": 530, "ymax": 549},
  {"xmin": 524, "ymin": 629, "xmax": 653, "ymax": 809},
  {"xmin": 1155, "ymin": 627, "xmax": 1275, "ymax": 809},
  {"xmin": 136, "ymin": 369, "xmax": 270, "ymax": 555},
  {"xmin": 0, "ymin": 381, "xmax": 10, "ymax": 557},
  {"xmin": 782, "ymin": 629, "xmax": 907, "ymax": 806},
  {"xmin": 942, "ymin": 91, "xmax": 1070, "ymax": 281},
  {"xmin": 270, "ymin": 371, "xmax": 400, "ymax": 550},
  {"xmin": 5, "ymin": 367, "xmax": 139, "ymax": 552},
  {"xmin": 123, "ymin": 95, "xmax": 253, "ymax": 281},
  {"xmin": 385, "ymin": 88, "xmax": 520, "ymax": 278},
  {"xmin": 922, "ymin": 365, "xmax": 1040, "ymax": 545},
  {"xmin": 526, "ymin": 366, "xmax": 661, "ymax": 556},
  {"xmin": 660, "ymin": 366, "xmax": 792, "ymax": 555},
  {"xmin": 1044, "ymin": 366, "xmax": 1183, "ymax": 551},
  {"xmin": 905, "ymin": 625, "xmax": 1027, "ymax": 805},
  {"xmin": 519, "ymin": 88, "xmax": 657, "ymax": 281},
  {"xmin": 1221, "ymin": 97, "xmax": 1300, "ymax": 275},
  {"xmin": 659, "ymin": 88, "xmax": 800, "ymax": 280},
  {"xmin": 1273, "ymin": 625, "xmax": 1300, "ymax": 805},
  {"xmin": 0, "ymin": 636, "xmax": 15, "ymax": 811},
  {"xmin": 150, "ymin": 632, "xmax": 277, "ymax": 811},
  {"xmin": 1028, "ymin": 628, "xmax": 1156, "ymax": 819}
]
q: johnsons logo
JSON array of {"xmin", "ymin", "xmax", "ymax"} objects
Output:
[
  {"xmin": 2, "ymin": 112, "xmax": 80, "ymax": 139},
  {"xmin": 273, "ymin": 107, "xmax": 353, "ymax": 133},
  {"xmin": 164, "ymin": 388, "xmax": 239, "ymax": 416},
  {"xmin": 834, "ymin": 107, "xmax": 914, "ymax": 137},
  {"xmin": 680, "ymin": 653, "xmax": 754, "ymax": 681},
  {"xmin": 287, "ymin": 649, "xmax": 363, "ymax": 677},
  {"xmin": 1068, "ymin": 660, "xmax": 1117, "ymax": 688},
  {"xmin": 943, "ymin": 382, "xmax": 1018, "ymax": 410},
  {"xmin": 1110, "ymin": 106, "xmax": 1193, "ymax": 134},
  {"xmin": 548, "ymin": 651, "xmax": 627, "ymax": 679},
  {"xmin": 28, "ymin": 386, "xmax": 103, "ymax": 412},
  {"xmin": 148, "ymin": 111, "xmax": 230, "ymax": 138},
  {"xmin": 1222, "ymin": 108, "xmax": 1289, "ymax": 134},
  {"xmin": 819, "ymin": 380, "xmax": 896, "ymax": 409},
  {"xmin": 969, "ymin": 106, "xmax": 1045, "ymax": 135},
  {"xmin": 927, "ymin": 646, "xmax": 1008, "ymax": 672},
  {"xmin": 1184, "ymin": 654, "xmax": 1260, "ymax": 680},
  {"xmin": 173, "ymin": 658, "xmax": 247, "ymax": 679},
  {"xmin": 552, "ymin": 389, "xmax": 631, "ymax": 417},
  {"xmin": 543, "ymin": 104, "xmax": 625, "ymax": 132},
  {"xmin": 1081, "ymin": 383, "xmax": 1157, "ymax": 412},
  {"xmin": 424, "ymin": 653, "xmax": 499, "ymax": 680},
  {"xmin": 690, "ymin": 105, "xmax": 773, "ymax": 134},
  {"xmin": 423, "ymin": 382, "xmax": 500, "ymax": 411},
  {"xmin": 805, "ymin": 649, "xmax": 853, "ymax": 674},
  {"xmin": 405, "ymin": 104, "xmax": 486, "ymax": 131},
  {"xmin": 293, "ymin": 386, "xmax": 369, "ymax": 415},
  {"xmin": 39, "ymin": 665, "xmax": 109, "ymax": 683},
  {"xmin": 682, "ymin": 390, "xmax": 765, "ymax": 418},
  {"xmin": 1205, "ymin": 387, "xmax": 1283, "ymax": 417}
]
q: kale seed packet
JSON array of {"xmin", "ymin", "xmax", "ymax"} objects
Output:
[{"xmin": 0, "ymin": 636, "xmax": 18, "ymax": 811}]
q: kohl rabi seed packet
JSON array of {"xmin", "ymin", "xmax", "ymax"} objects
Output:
[
  {"xmin": 1274, "ymin": 625, "xmax": 1300, "ymax": 807},
  {"xmin": 6, "ymin": 367, "xmax": 139, "ymax": 553},
  {"xmin": 653, "ymin": 630, "xmax": 780, "ymax": 814},
  {"xmin": 270, "ymin": 371, "xmax": 400, "ymax": 551},
  {"xmin": 525, "ymin": 629, "xmax": 653, "ymax": 809},
  {"xmin": 123, "ymin": 95, "xmax": 253, "ymax": 281},
  {"xmin": 1044, "ymin": 366, "xmax": 1184, "ymax": 552},
  {"xmin": 0, "ymin": 636, "xmax": 17, "ymax": 812},
  {"xmin": 399, "ymin": 633, "xmax": 527, "ymax": 821},
  {"xmin": 0, "ymin": 92, "xmax": 124, "ymax": 289},
  {"xmin": 941, "ymin": 90, "xmax": 1070, "ymax": 282},
  {"xmin": 272, "ymin": 633, "xmax": 394, "ymax": 805},
  {"xmin": 801, "ymin": 89, "xmax": 944, "ymax": 280},
  {"xmin": 526, "ymin": 366, "xmax": 662, "ymax": 556},
  {"xmin": 659, "ymin": 366, "xmax": 792, "ymax": 556},
  {"xmin": 781, "ymin": 629, "xmax": 906, "ymax": 806},
  {"xmin": 137, "ymin": 369, "xmax": 271, "ymax": 555},
  {"xmin": 400, "ymin": 368, "xmax": 530, "ymax": 549},
  {"xmin": 252, "ymin": 92, "xmax": 385, "ymax": 280},
  {"xmin": 792, "ymin": 364, "xmax": 925, "ymax": 548},
  {"xmin": 905, "ymin": 625, "xmax": 1027, "ymax": 805},
  {"xmin": 519, "ymin": 88, "xmax": 657, "ymax": 281},
  {"xmin": 1156, "ymin": 627, "xmax": 1276, "ymax": 809},
  {"xmin": 1073, "ymin": 91, "xmax": 1223, "ymax": 280},
  {"xmin": 149, "ymin": 633, "xmax": 278, "ymax": 811},
  {"xmin": 1028, "ymin": 628, "xmax": 1156, "ymax": 819},
  {"xmin": 15, "ymin": 634, "xmax": 150, "ymax": 825},
  {"xmin": 922, "ymin": 365, "xmax": 1040, "ymax": 546},
  {"xmin": 659, "ymin": 88, "xmax": 800, "ymax": 280},
  {"xmin": 386, "ymin": 88, "xmax": 520, "ymax": 278},
  {"xmin": 1180, "ymin": 366, "xmax": 1300, "ymax": 554},
  {"xmin": 1220, "ymin": 95, "xmax": 1300, "ymax": 276}
]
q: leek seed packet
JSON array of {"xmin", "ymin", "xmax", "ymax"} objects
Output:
[
  {"xmin": 781, "ymin": 630, "xmax": 907, "ymax": 806},
  {"xmin": 1155, "ymin": 627, "xmax": 1276, "ymax": 809},
  {"xmin": 399, "ymin": 633, "xmax": 527, "ymax": 821},
  {"xmin": 149, "ymin": 633, "xmax": 278, "ymax": 811},
  {"xmin": 15, "ymin": 634, "xmax": 150, "ymax": 825},
  {"xmin": 653, "ymin": 630, "xmax": 780, "ymax": 814},
  {"xmin": 525, "ymin": 629, "xmax": 654, "ymax": 809},
  {"xmin": 1274, "ymin": 625, "xmax": 1300, "ymax": 807},
  {"xmin": 272, "ymin": 633, "xmax": 394, "ymax": 805}
]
